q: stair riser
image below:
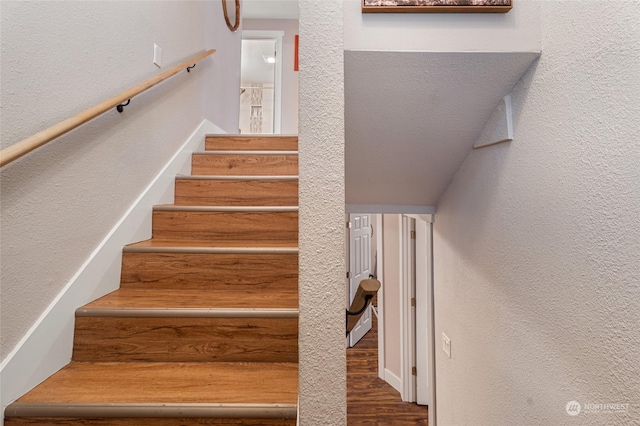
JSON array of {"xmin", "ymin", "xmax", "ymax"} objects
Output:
[
  {"xmin": 192, "ymin": 154, "xmax": 298, "ymax": 176},
  {"xmin": 175, "ymin": 180, "xmax": 298, "ymax": 206},
  {"xmin": 205, "ymin": 136, "xmax": 297, "ymax": 151},
  {"xmin": 121, "ymin": 253, "xmax": 298, "ymax": 291},
  {"xmin": 5, "ymin": 418, "xmax": 296, "ymax": 425},
  {"xmin": 152, "ymin": 211, "xmax": 298, "ymax": 242},
  {"xmin": 73, "ymin": 317, "xmax": 298, "ymax": 363}
]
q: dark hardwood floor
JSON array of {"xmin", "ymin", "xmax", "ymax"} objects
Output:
[{"xmin": 347, "ymin": 311, "xmax": 429, "ymax": 425}]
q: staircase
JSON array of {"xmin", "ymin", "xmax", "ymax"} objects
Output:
[{"xmin": 5, "ymin": 135, "xmax": 299, "ymax": 425}]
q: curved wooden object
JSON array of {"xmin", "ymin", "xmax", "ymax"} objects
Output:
[
  {"xmin": 0, "ymin": 49, "xmax": 216, "ymax": 168},
  {"xmin": 346, "ymin": 279, "xmax": 381, "ymax": 333},
  {"xmin": 222, "ymin": 0, "xmax": 241, "ymax": 32}
]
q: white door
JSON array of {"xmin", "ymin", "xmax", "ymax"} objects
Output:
[{"xmin": 348, "ymin": 213, "xmax": 372, "ymax": 347}]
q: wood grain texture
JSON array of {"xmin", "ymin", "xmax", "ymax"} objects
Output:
[
  {"xmin": 73, "ymin": 317, "xmax": 298, "ymax": 363},
  {"xmin": 5, "ymin": 417, "xmax": 296, "ymax": 425},
  {"xmin": 347, "ymin": 279, "xmax": 381, "ymax": 333},
  {"xmin": 205, "ymin": 136, "xmax": 297, "ymax": 151},
  {"xmin": 127, "ymin": 238, "xmax": 298, "ymax": 248},
  {"xmin": 152, "ymin": 210, "xmax": 298, "ymax": 242},
  {"xmin": 175, "ymin": 179, "xmax": 298, "ymax": 206},
  {"xmin": 192, "ymin": 153, "xmax": 298, "ymax": 176},
  {"xmin": 15, "ymin": 362, "xmax": 298, "ymax": 404},
  {"xmin": 121, "ymin": 252, "xmax": 298, "ymax": 291},
  {"xmin": 84, "ymin": 289, "xmax": 298, "ymax": 309},
  {"xmin": 347, "ymin": 314, "xmax": 428, "ymax": 425},
  {"xmin": 6, "ymin": 133, "xmax": 301, "ymax": 424}
]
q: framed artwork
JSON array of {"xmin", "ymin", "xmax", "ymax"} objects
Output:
[{"xmin": 362, "ymin": 0, "xmax": 512, "ymax": 14}]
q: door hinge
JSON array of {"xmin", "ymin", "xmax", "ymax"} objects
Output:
[
  {"xmin": 347, "ymin": 221, "xmax": 352, "ymax": 229},
  {"xmin": 412, "ymin": 366, "xmax": 417, "ymax": 376},
  {"xmin": 347, "ymin": 271, "xmax": 351, "ymax": 279},
  {"xmin": 410, "ymin": 230, "xmax": 416, "ymax": 240},
  {"xmin": 411, "ymin": 297, "xmax": 416, "ymax": 307}
]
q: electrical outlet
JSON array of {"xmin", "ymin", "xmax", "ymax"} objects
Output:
[
  {"xmin": 153, "ymin": 44, "xmax": 162, "ymax": 68},
  {"xmin": 442, "ymin": 332, "xmax": 451, "ymax": 358}
]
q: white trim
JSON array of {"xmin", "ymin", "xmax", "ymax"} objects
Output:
[
  {"xmin": 415, "ymin": 220, "xmax": 431, "ymax": 406},
  {"xmin": 376, "ymin": 214, "xmax": 385, "ymax": 381},
  {"xmin": 242, "ymin": 30, "xmax": 284, "ymax": 134},
  {"xmin": 404, "ymin": 213, "xmax": 435, "ymax": 224},
  {"xmin": 473, "ymin": 93, "xmax": 514, "ymax": 149},
  {"xmin": 346, "ymin": 204, "xmax": 436, "ymax": 214},
  {"xmin": 428, "ymin": 221, "xmax": 437, "ymax": 426},
  {"xmin": 0, "ymin": 119, "xmax": 225, "ymax": 415},
  {"xmin": 400, "ymin": 216, "xmax": 417, "ymax": 402},
  {"xmin": 384, "ymin": 368, "xmax": 403, "ymax": 394}
]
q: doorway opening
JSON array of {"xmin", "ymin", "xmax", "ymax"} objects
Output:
[
  {"xmin": 240, "ymin": 31, "xmax": 284, "ymax": 134},
  {"xmin": 347, "ymin": 213, "xmax": 435, "ymax": 425}
]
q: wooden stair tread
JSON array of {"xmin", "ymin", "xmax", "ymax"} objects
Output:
[
  {"xmin": 6, "ymin": 134, "xmax": 301, "ymax": 423},
  {"xmin": 205, "ymin": 135, "xmax": 297, "ymax": 151},
  {"xmin": 177, "ymin": 175, "xmax": 298, "ymax": 180},
  {"xmin": 14, "ymin": 362, "xmax": 298, "ymax": 404},
  {"xmin": 152, "ymin": 205, "xmax": 298, "ymax": 212},
  {"xmin": 194, "ymin": 150, "xmax": 298, "ymax": 155},
  {"xmin": 126, "ymin": 238, "xmax": 298, "ymax": 249},
  {"xmin": 82, "ymin": 289, "xmax": 298, "ymax": 310},
  {"xmin": 151, "ymin": 209, "xmax": 298, "ymax": 243},
  {"xmin": 174, "ymin": 178, "xmax": 299, "ymax": 208}
]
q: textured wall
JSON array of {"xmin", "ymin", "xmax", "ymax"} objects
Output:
[
  {"xmin": 243, "ymin": 19, "xmax": 299, "ymax": 134},
  {"xmin": 0, "ymin": 1, "xmax": 240, "ymax": 359},
  {"xmin": 433, "ymin": 1, "xmax": 640, "ymax": 425},
  {"xmin": 344, "ymin": 0, "xmax": 540, "ymax": 52},
  {"xmin": 298, "ymin": 0, "xmax": 346, "ymax": 424}
]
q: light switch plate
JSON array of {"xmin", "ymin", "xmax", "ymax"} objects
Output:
[
  {"xmin": 153, "ymin": 44, "xmax": 162, "ymax": 68},
  {"xmin": 442, "ymin": 332, "xmax": 451, "ymax": 358}
]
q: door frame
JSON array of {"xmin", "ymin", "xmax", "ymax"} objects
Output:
[
  {"xmin": 375, "ymin": 214, "xmax": 385, "ymax": 380},
  {"xmin": 373, "ymin": 213, "xmax": 437, "ymax": 426},
  {"xmin": 347, "ymin": 214, "xmax": 373, "ymax": 347},
  {"xmin": 403, "ymin": 213, "xmax": 436, "ymax": 426},
  {"xmin": 241, "ymin": 30, "xmax": 284, "ymax": 134},
  {"xmin": 401, "ymin": 216, "xmax": 417, "ymax": 402}
]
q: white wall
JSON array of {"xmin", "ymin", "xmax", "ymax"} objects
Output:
[
  {"xmin": 298, "ymin": 0, "xmax": 345, "ymax": 424},
  {"xmin": 344, "ymin": 0, "xmax": 540, "ymax": 52},
  {"xmin": 433, "ymin": 1, "xmax": 640, "ymax": 425},
  {"xmin": 382, "ymin": 214, "xmax": 402, "ymax": 380},
  {"xmin": 243, "ymin": 19, "xmax": 299, "ymax": 134},
  {"xmin": 0, "ymin": 0, "xmax": 240, "ymax": 361}
]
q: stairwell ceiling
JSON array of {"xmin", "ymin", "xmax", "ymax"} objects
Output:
[{"xmin": 345, "ymin": 51, "xmax": 539, "ymax": 207}]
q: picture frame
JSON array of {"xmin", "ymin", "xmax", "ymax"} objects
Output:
[{"xmin": 362, "ymin": 0, "xmax": 512, "ymax": 14}]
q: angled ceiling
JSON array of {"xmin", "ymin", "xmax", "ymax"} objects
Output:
[{"xmin": 345, "ymin": 51, "xmax": 539, "ymax": 208}]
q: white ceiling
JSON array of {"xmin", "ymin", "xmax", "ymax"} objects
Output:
[
  {"xmin": 242, "ymin": 0, "xmax": 299, "ymax": 20},
  {"xmin": 345, "ymin": 51, "xmax": 539, "ymax": 207},
  {"xmin": 241, "ymin": 39, "xmax": 276, "ymax": 85}
]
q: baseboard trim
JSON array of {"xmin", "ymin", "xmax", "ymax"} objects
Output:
[
  {"xmin": 0, "ymin": 119, "xmax": 225, "ymax": 415},
  {"xmin": 384, "ymin": 368, "xmax": 403, "ymax": 394}
]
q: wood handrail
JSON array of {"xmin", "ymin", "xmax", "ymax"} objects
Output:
[
  {"xmin": 346, "ymin": 279, "xmax": 381, "ymax": 334},
  {"xmin": 0, "ymin": 49, "xmax": 216, "ymax": 168}
]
